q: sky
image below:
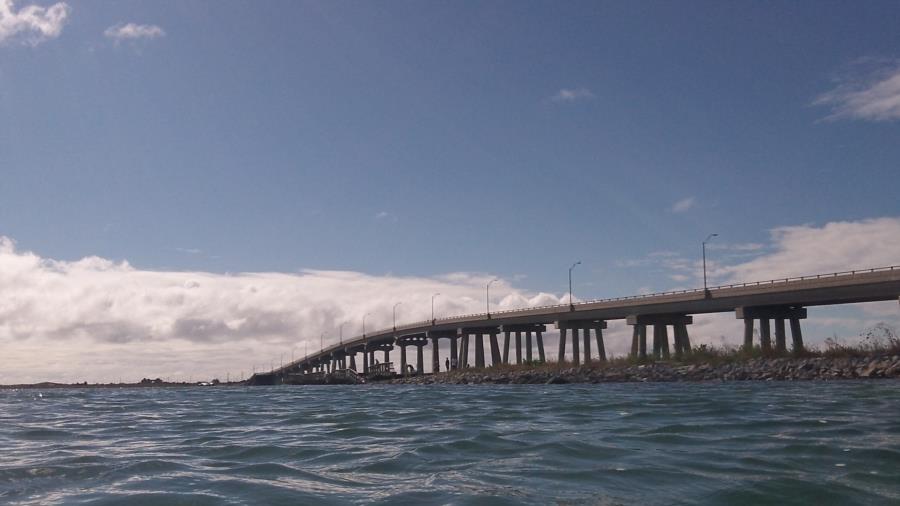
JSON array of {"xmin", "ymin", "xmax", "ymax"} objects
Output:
[{"xmin": 1, "ymin": 0, "xmax": 899, "ymax": 383}]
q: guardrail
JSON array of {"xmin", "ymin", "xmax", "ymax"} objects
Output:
[{"xmin": 276, "ymin": 265, "xmax": 899, "ymax": 373}]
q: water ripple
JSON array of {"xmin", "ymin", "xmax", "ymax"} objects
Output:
[{"xmin": 0, "ymin": 382, "xmax": 898, "ymax": 504}]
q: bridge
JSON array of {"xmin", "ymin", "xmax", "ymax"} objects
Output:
[{"xmin": 251, "ymin": 266, "xmax": 900, "ymax": 384}]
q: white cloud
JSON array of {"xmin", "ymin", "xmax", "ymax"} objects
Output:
[
  {"xmin": 671, "ymin": 197, "xmax": 696, "ymax": 213},
  {"xmin": 0, "ymin": 0, "xmax": 69, "ymax": 46},
  {"xmin": 374, "ymin": 210, "xmax": 398, "ymax": 223},
  {"xmin": 715, "ymin": 217, "xmax": 900, "ymax": 283},
  {"xmin": 815, "ymin": 60, "xmax": 900, "ymax": 122},
  {"xmin": 104, "ymin": 22, "xmax": 165, "ymax": 43},
  {"xmin": 551, "ymin": 87, "xmax": 595, "ymax": 103},
  {"xmin": 0, "ymin": 237, "xmax": 562, "ymax": 383}
]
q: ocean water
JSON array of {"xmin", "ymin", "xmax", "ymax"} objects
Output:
[{"xmin": 1, "ymin": 382, "xmax": 899, "ymax": 505}]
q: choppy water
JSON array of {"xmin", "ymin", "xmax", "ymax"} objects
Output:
[{"xmin": 1, "ymin": 382, "xmax": 899, "ymax": 505}]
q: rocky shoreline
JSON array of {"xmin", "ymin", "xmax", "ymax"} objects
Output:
[{"xmin": 388, "ymin": 354, "xmax": 900, "ymax": 385}]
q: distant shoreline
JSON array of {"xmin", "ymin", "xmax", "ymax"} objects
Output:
[{"xmin": 0, "ymin": 381, "xmax": 245, "ymax": 390}]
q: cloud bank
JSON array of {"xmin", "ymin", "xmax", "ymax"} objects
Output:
[
  {"xmin": 1, "ymin": 217, "xmax": 898, "ymax": 383},
  {"xmin": 0, "ymin": 0, "xmax": 69, "ymax": 46}
]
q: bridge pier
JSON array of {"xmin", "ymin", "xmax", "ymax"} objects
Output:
[
  {"xmin": 627, "ymin": 315, "xmax": 693, "ymax": 360},
  {"xmin": 397, "ymin": 333, "xmax": 428, "ymax": 376},
  {"xmin": 427, "ymin": 330, "xmax": 459, "ymax": 372},
  {"xmin": 461, "ymin": 327, "xmax": 501, "ymax": 368},
  {"xmin": 502, "ymin": 324, "xmax": 548, "ymax": 364},
  {"xmin": 459, "ymin": 332, "xmax": 469, "ymax": 368},
  {"xmin": 557, "ymin": 321, "xmax": 607, "ymax": 364},
  {"xmin": 737, "ymin": 306, "xmax": 806, "ymax": 352}
]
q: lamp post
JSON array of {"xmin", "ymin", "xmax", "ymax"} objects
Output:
[
  {"xmin": 702, "ymin": 233, "xmax": 719, "ymax": 291},
  {"xmin": 320, "ymin": 332, "xmax": 325, "ymax": 352},
  {"xmin": 486, "ymin": 278, "xmax": 499, "ymax": 317},
  {"xmin": 339, "ymin": 321, "xmax": 346, "ymax": 345},
  {"xmin": 431, "ymin": 293, "xmax": 440, "ymax": 323},
  {"xmin": 568, "ymin": 261, "xmax": 581, "ymax": 310},
  {"xmin": 393, "ymin": 302, "xmax": 402, "ymax": 331}
]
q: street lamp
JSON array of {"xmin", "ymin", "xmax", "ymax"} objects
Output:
[
  {"xmin": 320, "ymin": 332, "xmax": 326, "ymax": 352},
  {"xmin": 431, "ymin": 293, "xmax": 440, "ymax": 323},
  {"xmin": 568, "ymin": 261, "xmax": 581, "ymax": 310},
  {"xmin": 362, "ymin": 312, "xmax": 372, "ymax": 337},
  {"xmin": 339, "ymin": 321, "xmax": 346, "ymax": 345},
  {"xmin": 702, "ymin": 233, "xmax": 719, "ymax": 291},
  {"xmin": 486, "ymin": 278, "xmax": 499, "ymax": 317},
  {"xmin": 393, "ymin": 302, "xmax": 403, "ymax": 331}
]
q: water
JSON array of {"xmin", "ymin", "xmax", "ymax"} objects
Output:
[{"xmin": 1, "ymin": 382, "xmax": 899, "ymax": 505}]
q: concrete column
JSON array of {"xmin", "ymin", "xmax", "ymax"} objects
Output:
[
  {"xmin": 558, "ymin": 327, "xmax": 567, "ymax": 362},
  {"xmin": 678, "ymin": 323, "xmax": 691, "ymax": 355},
  {"xmin": 583, "ymin": 327, "xmax": 591, "ymax": 364},
  {"xmin": 475, "ymin": 333, "xmax": 485, "ymax": 368},
  {"xmin": 661, "ymin": 325, "xmax": 670, "ymax": 359},
  {"xmin": 432, "ymin": 338, "xmax": 440, "ymax": 373},
  {"xmin": 460, "ymin": 334, "xmax": 469, "ymax": 367},
  {"xmin": 652, "ymin": 325, "xmax": 662, "ymax": 358},
  {"xmin": 363, "ymin": 348, "xmax": 369, "ymax": 374},
  {"xmin": 400, "ymin": 345, "xmax": 408, "ymax": 377},
  {"xmin": 595, "ymin": 325, "xmax": 606, "ymax": 361},
  {"xmin": 639, "ymin": 324, "xmax": 647, "ymax": 359},
  {"xmin": 489, "ymin": 333, "xmax": 501, "ymax": 366},
  {"xmin": 774, "ymin": 318, "xmax": 787, "ymax": 353},
  {"xmin": 760, "ymin": 319, "xmax": 772, "ymax": 351},
  {"xmin": 537, "ymin": 331, "xmax": 546, "ymax": 362},
  {"xmin": 526, "ymin": 332, "xmax": 533, "ymax": 362},
  {"xmin": 515, "ymin": 332, "xmax": 522, "ymax": 364},
  {"xmin": 572, "ymin": 328, "xmax": 580, "ymax": 365},
  {"xmin": 503, "ymin": 331, "xmax": 511, "ymax": 364},
  {"xmin": 743, "ymin": 318, "xmax": 754, "ymax": 351},
  {"xmin": 450, "ymin": 336, "xmax": 458, "ymax": 369},
  {"xmin": 789, "ymin": 318, "xmax": 804, "ymax": 351},
  {"xmin": 349, "ymin": 355, "xmax": 356, "ymax": 371},
  {"xmin": 416, "ymin": 345, "xmax": 424, "ymax": 375},
  {"xmin": 631, "ymin": 326, "xmax": 639, "ymax": 357},
  {"xmin": 383, "ymin": 349, "xmax": 390, "ymax": 364}
]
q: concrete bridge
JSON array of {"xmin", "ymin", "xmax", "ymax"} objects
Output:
[{"xmin": 254, "ymin": 266, "xmax": 900, "ymax": 383}]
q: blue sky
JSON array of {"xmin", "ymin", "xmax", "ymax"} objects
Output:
[{"xmin": 1, "ymin": 1, "xmax": 900, "ymax": 382}]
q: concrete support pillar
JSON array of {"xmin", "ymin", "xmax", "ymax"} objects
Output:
[
  {"xmin": 450, "ymin": 336, "xmax": 458, "ymax": 369},
  {"xmin": 503, "ymin": 331, "xmax": 511, "ymax": 364},
  {"xmin": 631, "ymin": 326, "xmax": 640, "ymax": 357},
  {"xmin": 349, "ymin": 355, "xmax": 357, "ymax": 371},
  {"xmin": 363, "ymin": 348, "xmax": 369, "ymax": 374},
  {"xmin": 558, "ymin": 327, "xmax": 567, "ymax": 363},
  {"xmin": 679, "ymin": 323, "xmax": 692, "ymax": 355},
  {"xmin": 475, "ymin": 333, "xmax": 485, "ymax": 368},
  {"xmin": 652, "ymin": 325, "xmax": 662, "ymax": 358},
  {"xmin": 582, "ymin": 327, "xmax": 591, "ymax": 364},
  {"xmin": 595, "ymin": 326, "xmax": 606, "ymax": 361},
  {"xmin": 400, "ymin": 345, "xmax": 408, "ymax": 377},
  {"xmin": 760, "ymin": 319, "xmax": 772, "ymax": 352},
  {"xmin": 432, "ymin": 338, "xmax": 440, "ymax": 373},
  {"xmin": 743, "ymin": 318, "xmax": 754, "ymax": 351},
  {"xmin": 789, "ymin": 318, "xmax": 804, "ymax": 351},
  {"xmin": 460, "ymin": 334, "xmax": 469, "ymax": 367},
  {"xmin": 572, "ymin": 328, "xmax": 580, "ymax": 365},
  {"xmin": 416, "ymin": 345, "xmax": 424, "ymax": 375},
  {"xmin": 515, "ymin": 331, "xmax": 522, "ymax": 365},
  {"xmin": 526, "ymin": 332, "xmax": 533, "ymax": 362},
  {"xmin": 660, "ymin": 325, "xmax": 670, "ymax": 359},
  {"xmin": 537, "ymin": 331, "xmax": 546, "ymax": 362},
  {"xmin": 639, "ymin": 324, "xmax": 647, "ymax": 359},
  {"xmin": 774, "ymin": 318, "xmax": 787, "ymax": 353},
  {"xmin": 383, "ymin": 349, "xmax": 390, "ymax": 364},
  {"xmin": 489, "ymin": 333, "xmax": 501, "ymax": 366}
]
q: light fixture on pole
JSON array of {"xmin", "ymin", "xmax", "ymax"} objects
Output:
[
  {"xmin": 339, "ymin": 321, "xmax": 346, "ymax": 345},
  {"xmin": 702, "ymin": 233, "xmax": 718, "ymax": 291},
  {"xmin": 486, "ymin": 278, "xmax": 499, "ymax": 317},
  {"xmin": 568, "ymin": 261, "xmax": 581, "ymax": 310},
  {"xmin": 393, "ymin": 302, "xmax": 402, "ymax": 331},
  {"xmin": 431, "ymin": 293, "xmax": 440, "ymax": 324},
  {"xmin": 320, "ymin": 332, "xmax": 325, "ymax": 352}
]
